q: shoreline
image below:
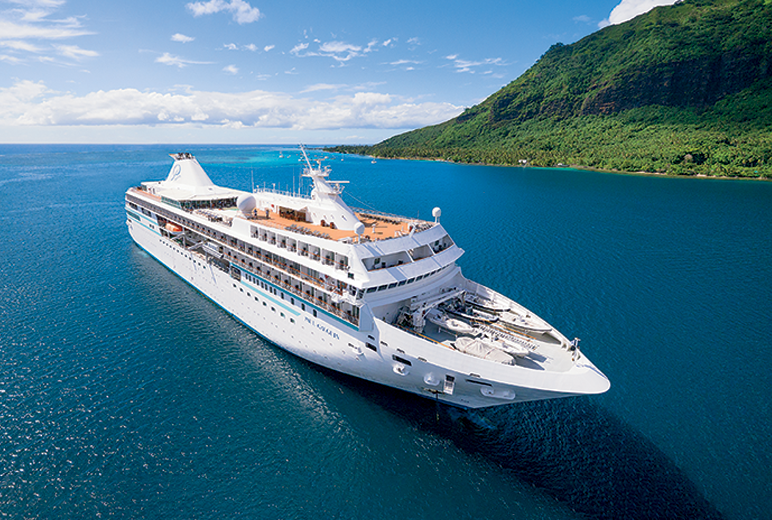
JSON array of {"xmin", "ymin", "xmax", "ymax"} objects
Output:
[{"xmin": 345, "ymin": 152, "xmax": 771, "ymax": 182}]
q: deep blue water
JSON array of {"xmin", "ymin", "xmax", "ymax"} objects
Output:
[{"xmin": 1, "ymin": 144, "xmax": 770, "ymax": 519}]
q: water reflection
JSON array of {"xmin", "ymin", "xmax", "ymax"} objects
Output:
[{"xmin": 313, "ymin": 367, "xmax": 724, "ymax": 520}]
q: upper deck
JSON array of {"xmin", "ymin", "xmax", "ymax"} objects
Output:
[{"xmin": 128, "ymin": 185, "xmax": 433, "ymax": 244}]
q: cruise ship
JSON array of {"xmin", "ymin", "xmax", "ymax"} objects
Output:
[{"xmin": 125, "ymin": 148, "xmax": 610, "ymax": 408}]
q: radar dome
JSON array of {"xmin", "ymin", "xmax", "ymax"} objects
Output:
[
  {"xmin": 237, "ymin": 194, "xmax": 257, "ymax": 215},
  {"xmin": 432, "ymin": 207, "xmax": 441, "ymax": 222},
  {"xmin": 354, "ymin": 222, "xmax": 365, "ymax": 236}
]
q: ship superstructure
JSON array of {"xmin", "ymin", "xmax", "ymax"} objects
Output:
[{"xmin": 125, "ymin": 148, "xmax": 609, "ymax": 408}]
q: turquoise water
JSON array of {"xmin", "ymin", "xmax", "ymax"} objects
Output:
[{"xmin": 1, "ymin": 144, "xmax": 770, "ymax": 519}]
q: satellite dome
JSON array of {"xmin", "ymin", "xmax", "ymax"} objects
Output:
[
  {"xmin": 354, "ymin": 222, "xmax": 365, "ymax": 236},
  {"xmin": 432, "ymin": 207, "xmax": 441, "ymax": 222},
  {"xmin": 236, "ymin": 194, "xmax": 257, "ymax": 215}
]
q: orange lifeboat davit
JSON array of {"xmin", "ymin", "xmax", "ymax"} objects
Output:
[{"xmin": 165, "ymin": 222, "xmax": 183, "ymax": 234}]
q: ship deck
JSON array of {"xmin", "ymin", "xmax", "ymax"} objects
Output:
[
  {"xmin": 417, "ymin": 321, "xmax": 578, "ymax": 373},
  {"xmin": 251, "ymin": 209, "xmax": 418, "ymax": 243},
  {"xmin": 128, "ymin": 187, "xmax": 425, "ymax": 243}
]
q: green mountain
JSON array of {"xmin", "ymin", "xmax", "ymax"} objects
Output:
[{"xmin": 331, "ymin": 0, "xmax": 772, "ymax": 178}]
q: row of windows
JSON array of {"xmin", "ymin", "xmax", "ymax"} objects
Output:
[
  {"xmin": 239, "ymin": 272, "xmax": 319, "ymax": 319},
  {"xmin": 364, "ymin": 264, "xmax": 449, "ymax": 294},
  {"xmin": 234, "ymin": 282, "xmax": 298, "ymax": 323},
  {"xmin": 161, "ymin": 239, "xmax": 210, "ymax": 268}
]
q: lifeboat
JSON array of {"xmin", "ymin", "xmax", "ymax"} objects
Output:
[
  {"xmin": 454, "ymin": 337, "xmax": 515, "ymax": 365},
  {"xmin": 165, "ymin": 222, "xmax": 183, "ymax": 235},
  {"xmin": 465, "ymin": 293, "xmax": 510, "ymax": 313},
  {"xmin": 426, "ymin": 309, "xmax": 475, "ymax": 335},
  {"xmin": 499, "ymin": 310, "xmax": 552, "ymax": 334}
]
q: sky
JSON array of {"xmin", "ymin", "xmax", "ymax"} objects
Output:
[{"xmin": 0, "ymin": 0, "xmax": 678, "ymax": 144}]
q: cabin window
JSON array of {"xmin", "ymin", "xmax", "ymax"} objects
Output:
[
  {"xmin": 392, "ymin": 355, "xmax": 412, "ymax": 366},
  {"xmin": 366, "ymin": 287, "xmax": 377, "ymax": 293},
  {"xmin": 365, "ymin": 343, "xmax": 377, "ymax": 352}
]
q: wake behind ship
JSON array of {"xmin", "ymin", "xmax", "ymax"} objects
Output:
[{"xmin": 125, "ymin": 149, "xmax": 609, "ymax": 408}]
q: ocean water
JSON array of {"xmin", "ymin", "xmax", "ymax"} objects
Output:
[{"xmin": 1, "ymin": 144, "xmax": 770, "ymax": 519}]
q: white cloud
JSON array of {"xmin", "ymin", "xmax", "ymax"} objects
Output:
[
  {"xmin": 318, "ymin": 41, "xmax": 361, "ymax": 62},
  {"xmin": 291, "ymin": 39, "xmax": 385, "ymax": 63},
  {"xmin": 599, "ymin": 0, "xmax": 678, "ymax": 27},
  {"xmin": 290, "ymin": 42, "xmax": 309, "ymax": 55},
  {"xmin": 301, "ymin": 83, "xmax": 347, "ymax": 93},
  {"xmin": 1, "ymin": 40, "xmax": 44, "ymax": 52},
  {"xmin": 186, "ymin": 0, "xmax": 262, "ymax": 24},
  {"xmin": 0, "ymin": 54, "xmax": 24, "ymax": 64},
  {"xmin": 155, "ymin": 52, "xmax": 211, "ymax": 68},
  {"xmin": 0, "ymin": 1, "xmax": 97, "ymax": 65},
  {"xmin": 445, "ymin": 55, "xmax": 504, "ymax": 74},
  {"xmin": 223, "ymin": 43, "xmax": 238, "ymax": 50},
  {"xmin": 264, "ymin": 44, "xmax": 274, "ymax": 52},
  {"xmin": 244, "ymin": 43, "xmax": 257, "ymax": 51},
  {"xmin": 0, "ymin": 79, "xmax": 463, "ymax": 130},
  {"xmin": 6, "ymin": 0, "xmax": 66, "ymax": 7},
  {"xmin": 4, "ymin": 0, "xmax": 67, "ymax": 24},
  {"xmin": 54, "ymin": 44, "xmax": 98, "ymax": 60},
  {"xmin": 223, "ymin": 64, "xmax": 238, "ymax": 74},
  {"xmin": 364, "ymin": 39, "xmax": 378, "ymax": 53},
  {"xmin": 389, "ymin": 59, "xmax": 421, "ymax": 67},
  {"xmin": 0, "ymin": 16, "xmax": 92, "ymax": 40},
  {"xmin": 573, "ymin": 15, "xmax": 591, "ymax": 23},
  {"xmin": 319, "ymin": 42, "xmax": 359, "ymax": 54},
  {"xmin": 172, "ymin": 33, "xmax": 195, "ymax": 43}
]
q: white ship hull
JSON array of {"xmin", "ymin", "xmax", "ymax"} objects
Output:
[{"xmin": 128, "ymin": 215, "xmax": 606, "ymax": 409}]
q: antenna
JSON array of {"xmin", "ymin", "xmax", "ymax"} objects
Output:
[{"xmin": 300, "ymin": 143, "xmax": 313, "ymax": 170}]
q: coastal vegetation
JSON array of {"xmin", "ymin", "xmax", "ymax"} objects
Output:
[{"xmin": 329, "ymin": 0, "xmax": 772, "ymax": 178}]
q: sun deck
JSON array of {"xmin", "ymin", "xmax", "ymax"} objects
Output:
[
  {"xmin": 130, "ymin": 185, "xmax": 433, "ymax": 244},
  {"xmin": 247, "ymin": 209, "xmax": 424, "ymax": 242}
]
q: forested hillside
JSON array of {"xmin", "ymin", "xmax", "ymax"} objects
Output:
[{"xmin": 330, "ymin": 0, "xmax": 772, "ymax": 178}]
